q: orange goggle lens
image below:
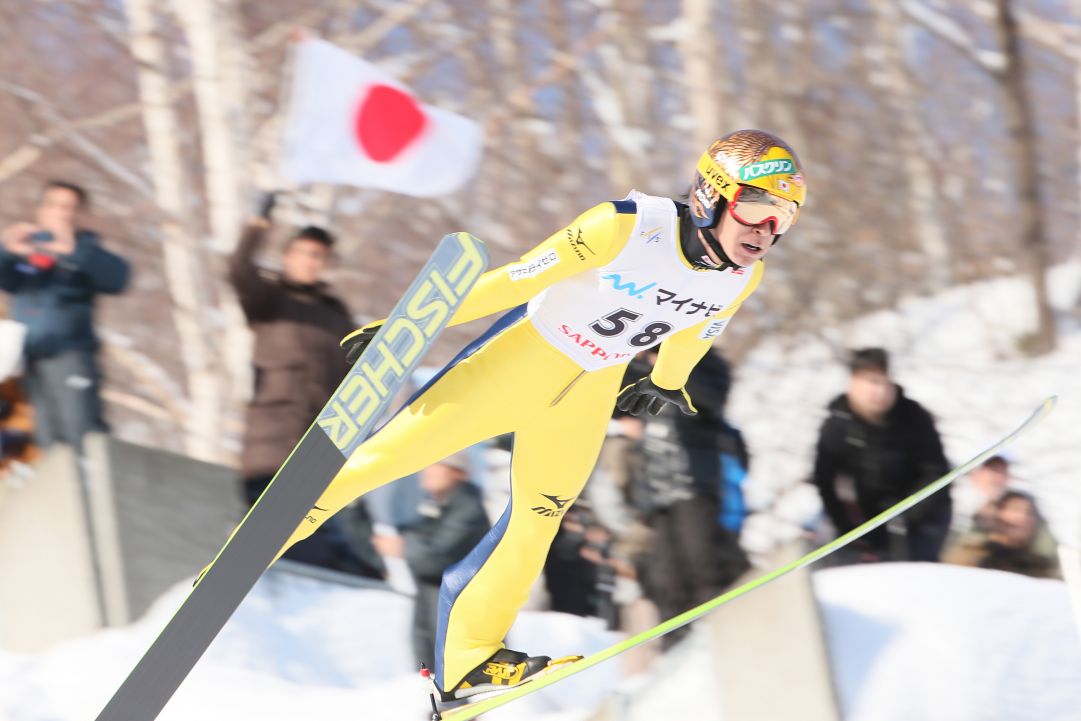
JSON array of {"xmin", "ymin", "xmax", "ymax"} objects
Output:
[{"xmin": 729, "ymin": 185, "xmax": 799, "ymax": 234}]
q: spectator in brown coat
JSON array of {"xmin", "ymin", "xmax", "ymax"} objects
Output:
[
  {"xmin": 951, "ymin": 455, "xmax": 1011, "ymax": 535},
  {"xmin": 944, "ymin": 491, "xmax": 1061, "ymax": 579},
  {"xmin": 229, "ymin": 193, "xmax": 382, "ymax": 579}
]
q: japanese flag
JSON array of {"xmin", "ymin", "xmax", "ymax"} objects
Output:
[{"xmin": 281, "ymin": 39, "xmax": 483, "ymax": 197}]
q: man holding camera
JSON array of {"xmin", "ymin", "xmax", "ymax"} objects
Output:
[{"xmin": 0, "ymin": 180, "xmax": 130, "ymax": 450}]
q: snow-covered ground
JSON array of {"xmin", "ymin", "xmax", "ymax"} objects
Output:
[
  {"xmin": 0, "ymin": 568, "xmax": 622, "ymax": 721},
  {"xmin": 1, "ymin": 562, "xmax": 1078, "ymax": 721},
  {"xmin": 817, "ymin": 564, "xmax": 1081, "ymax": 721}
]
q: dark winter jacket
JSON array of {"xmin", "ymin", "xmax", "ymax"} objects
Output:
[
  {"xmin": 403, "ymin": 482, "xmax": 490, "ymax": 586},
  {"xmin": 230, "ymin": 223, "xmax": 354, "ymax": 477},
  {"xmin": 0, "ymin": 230, "xmax": 129, "ymax": 359},
  {"xmin": 812, "ymin": 388, "xmax": 951, "ymax": 537},
  {"xmin": 637, "ymin": 352, "xmax": 749, "ymax": 514}
]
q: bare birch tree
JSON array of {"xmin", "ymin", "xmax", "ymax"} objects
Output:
[
  {"xmin": 870, "ymin": 1, "xmax": 952, "ymax": 288},
  {"xmin": 679, "ymin": 0, "xmax": 724, "ymax": 152},
  {"xmin": 990, "ymin": 0, "xmax": 1056, "ymax": 352},
  {"xmin": 904, "ymin": 0, "xmax": 1057, "ymax": 352},
  {"xmin": 171, "ymin": 0, "xmax": 256, "ymax": 435},
  {"xmin": 124, "ymin": 0, "xmax": 223, "ymax": 460}
]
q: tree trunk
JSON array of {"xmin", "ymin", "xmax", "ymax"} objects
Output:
[
  {"xmin": 679, "ymin": 0, "xmax": 724, "ymax": 151},
  {"xmin": 172, "ymin": 0, "xmax": 255, "ymax": 446},
  {"xmin": 871, "ymin": 2, "xmax": 952, "ymax": 288},
  {"xmin": 173, "ymin": 0, "xmax": 243, "ymax": 252},
  {"xmin": 992, "ymin": 0, "xmax": 1056, "ymax": 353},
  {"xmin": 1071, "ymin": 2, "xmax": 1081, "ymax": 311},
  {"xmin": 124, "ymin": 0, "xmax": 223, "ymax": 460}
]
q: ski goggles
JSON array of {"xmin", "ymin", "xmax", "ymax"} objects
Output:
[{"xmin": 728, "ymin": 185, "xmax": 800, "ymax": 235}]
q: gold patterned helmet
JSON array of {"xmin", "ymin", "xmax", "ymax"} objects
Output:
[{"xmin": 689, "ymin": 129, "xmax": 806, "ymax": 234}]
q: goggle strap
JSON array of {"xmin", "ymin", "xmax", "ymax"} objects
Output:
[{"xmin": 696, "ymin": 153, "xmax": 738, "ymax": 201}]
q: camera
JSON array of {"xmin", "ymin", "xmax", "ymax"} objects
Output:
[{"xmin": 26, "ymin": 230, "xmax": 57, "ymax": 271}]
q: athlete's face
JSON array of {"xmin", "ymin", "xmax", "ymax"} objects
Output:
[{"xmin": 707, "ymin": 204, "xmax": 777, "ymax": 267}]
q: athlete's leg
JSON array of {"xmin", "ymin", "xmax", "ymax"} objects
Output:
[
  {"xmin": 276, "ymin": 314, "xmax": 541, "ymax": 558},
  {"xmin": 434, "ymin": 363, "xmax": 626, "ymax": 692}
]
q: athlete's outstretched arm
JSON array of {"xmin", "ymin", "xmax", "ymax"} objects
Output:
[
  {"xmin": 446, "ymin": 202, "xmax": 629, "ymax": 326},
  {"xmin": 650, "ymin": 261, "xmax": 765, "ymax": 390},
  {"xmin": 341, "ymin": 202, "xmax": 634, "ymax": 359}
]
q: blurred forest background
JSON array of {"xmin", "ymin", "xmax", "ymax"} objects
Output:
[{"xmin": 1, "ymin": 0, "xmax": 1079, "ymax": 464}]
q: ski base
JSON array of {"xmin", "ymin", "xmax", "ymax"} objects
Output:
[{"xmin": 96, "ymin": 233, "xmax": 488, "ymax": 721}]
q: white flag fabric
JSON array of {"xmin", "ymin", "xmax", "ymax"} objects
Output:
[
  {"xmin": 281, "ymin": 39, "xmax": 483, "ymax": 197},
  {"xmin": 0, "ymin": 319, "xmax": 26, "ymax": 382}
]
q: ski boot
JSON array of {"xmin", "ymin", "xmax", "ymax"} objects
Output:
[{"xmin": 438, "ymin": 648, "xmax": 582, "ymax": 701}]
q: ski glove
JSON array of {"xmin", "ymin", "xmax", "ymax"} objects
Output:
[
  {"xmin": 340, "ymin": 321, "xmax": 383, "ymax": 365},
  {"xmin": 616, "ymin": 376, "xmax": 698, "ymax": 417}
]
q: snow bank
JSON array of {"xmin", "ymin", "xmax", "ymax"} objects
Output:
[
  {"xmin": 0, "ymin": 569, "xmax": 619, "ymax": 721},
  {"xmin": 4, "ymin": 563, "xmax": 1078, "ymax": 720}
]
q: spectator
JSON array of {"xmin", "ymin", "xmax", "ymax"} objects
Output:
[
  {"xmin": 578, "ymin": 405, "xmax": 652, "ymax": 568},
  {"xmin": 396, "ymin": 454, "xmax": 490, "ymax": 672},
  {"xmin": 0, "ymin": 180, "xmax": 129, "ymax": 450},
  {"xmin": 951, "ymin": 455, "xmax": 1011, "ymax": 534},
  {"xmin": 633, "ymin": 350, "xmax": 750, "ymax": 647},
  {"xmin": 717, "ymin": 417, "xmax": 750, "ymax": 534},
  {"xmin": 230, "ymin": 193, "xmax": 378, "ymax": 577},
  {"xmin": 571, "ymin": 411, "xmax": 662, "ymax": 673},
  {"xmin": 812, "ymin": 348, "xmax": 951, "ymax": 562},
  {"xmin": 544, "ymin": 500, "xmax": 621, "ymax": 628},
  {"xmin": 943, "ymin": 491, "xmax": 1061, "ymax": 579},
  {"xmin": 0, "ymin": 377, "xmax": 37, "ymax": 483}
]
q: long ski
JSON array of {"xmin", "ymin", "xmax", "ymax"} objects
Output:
[
  {"xmin": 436, "ymin": 396, "xmax": 1057, "ymax": 721},
  {"xmin": 96, "ymin": 232, "xmax": 488, "ymax": 721}
]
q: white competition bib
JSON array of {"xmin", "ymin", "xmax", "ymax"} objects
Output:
[{"xmin": 527, "ymin": 191, "xmax": 757, "ymax": 371}]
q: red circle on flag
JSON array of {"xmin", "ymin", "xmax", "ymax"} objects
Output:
[{"xmin": 353, "ymin": 84, "xmax": 428, "ymax": 163}]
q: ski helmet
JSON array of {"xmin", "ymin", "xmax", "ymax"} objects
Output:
[{"xmin": 689, "ymin": 129, "xmax": 806, "ymax": 234}]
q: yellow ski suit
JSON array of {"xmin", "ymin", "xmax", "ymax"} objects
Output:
[{"xmin": 277, "ymin": 196, "xmax": 763, "ymax": 692}]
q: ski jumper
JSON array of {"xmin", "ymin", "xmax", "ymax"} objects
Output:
[{"xmin": 276, "ymin": 191, "xmax": 763, "ymax": 692}]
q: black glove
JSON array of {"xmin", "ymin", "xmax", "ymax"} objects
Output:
[
  {"xmin": 341, "ymin": 322, "xmax": 383, "ymax": 365},
  {"xmin": 256, "ymin": 191, "xmax": 278, "ymax": 221},
  {"xmin": 616, "ymin": 376, "xmax": 697, "ymax": 417}
]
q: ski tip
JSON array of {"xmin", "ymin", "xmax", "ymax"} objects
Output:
[
  {"xmin": 442, "ymin": 232, "xmax": 489, "ymax": 264},
  {"xmin": 1036, "ymin": 395, "xmax": 1058, "ymax": 417},
  {"xmin": 449, "ymin": 231, "xmax": 484, "ymax": 246}
]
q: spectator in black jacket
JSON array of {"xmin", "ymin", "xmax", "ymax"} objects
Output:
[
  {"xmin": 812, "ymin": 348, "xmax": 951, "ymax": 562},
  {"xmin": 0, "ymin": 181, "xmax": 129, "ymax": 450},
  {"xmin": 400, "ymin": 453, "xmax": 490, "ymax": 672}
]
